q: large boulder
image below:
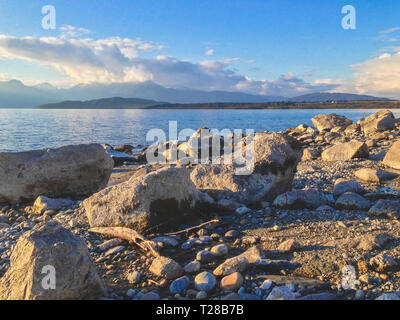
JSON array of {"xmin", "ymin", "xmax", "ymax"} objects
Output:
[
  {"xmin": 0, "ymin": 221, "xmax": 104, "ymax": 300},
  {"xmin": 383, "ymin": 141, "xmax": 400, "ymax": 170},
  {"xmin": 311, "ymin": 114, "xmax": 352, "ymax": 132},
  {"xmin": 84, "ymin": 167, "xmax": 199, "ymax": 231},
  {"xmin": 321, "ymin": 140, "xmax": 369, "ymax": 161},
  {"xmin": 0, "ymin": 144, "xmax": 113, "ymax": 204},
  {"xmin": 190, "ymin": 133, "xmax": 299, "ymax": 205},
  {"xmin": 358, "ymin": 110, "xmax": 395, "ymax": 135}
]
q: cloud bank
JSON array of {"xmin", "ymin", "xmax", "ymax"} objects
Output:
[
  {"xmin": 0, "ymin": 31, "xmax": 338, "ymax": 97},
  {"xmin": 0, "ymin": 27, "xmax": 399, "ymax": 98}
]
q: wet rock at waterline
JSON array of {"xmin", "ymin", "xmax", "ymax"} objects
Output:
[{"xmin": 0, "ymin": 144, "xmax": 113, "ymax": 204}]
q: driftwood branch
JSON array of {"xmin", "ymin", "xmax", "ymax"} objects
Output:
[
  {"xmin": 89, "ymin": 227, "xmax": 160, "ymax": 257},
  {"xmin": 163, "ymin": 219, "xmax": 220, "ymax": 236}
]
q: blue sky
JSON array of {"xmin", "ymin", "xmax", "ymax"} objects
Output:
[{"xmin": 0, "ymin": 0, "xmax": 399, "ymax": 97}]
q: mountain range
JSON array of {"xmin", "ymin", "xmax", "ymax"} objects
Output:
[{"xmin": 0, "ymin": 80, "xmax": 391, "ymax": 108}]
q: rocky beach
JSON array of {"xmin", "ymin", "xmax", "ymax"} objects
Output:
[{"xmin": 1, "ymin": 109, "xmax": 400, "ymax": 301}]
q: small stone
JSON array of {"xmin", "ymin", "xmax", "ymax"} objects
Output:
[
  {"xmin": 98, "ymin": 238, "xmax": 122, "ymax": 252},
  {"xmin": 169, "ymin": 276, "xmax": 190, "ymax": 295},
  {"xmin": 335, "ymin": 192, "xmax": 370, "ymax": 211},
  {"xmin": 104, "ymin": 245, "xmax": 125, "ymax": 257},
  {"xmin": 195, "ymin": 291, "xmax": 207, "ymax": 300},
  {"xmin": 278, "ymin": 239, "xmax": 301, "ymax": 252},
  {"xmin": 152, "ymin": 236, "xmax": 179, "ymax": 247},
  {"xmin": 196, "ymin": 250, "xmax": 215, "ymax": 262},
  {"xmin": 127, "ymin": 271, "xmax": 141, "ymax": 284},
  {"xmin": 225, "ymin": 230, "xmax": 239, "ymax": 238},
  {"xmin": 194, "ymin": 272, "xmax": 217, "ymax": 292},
  {"xmin": 126, "ymin": 288, "xmax": 137, "ymax": 297},
  {"xmin": 184, "ymin": 261, "xmax": 201, "ymax": 273},
  {"xmin": 236, "ymin": 207, "xmax": 252, "ymax": 215},
  {"xmin": 220, "ymin": 272, "xmax": 244, "ymax": 291},
  {"xmin": 266, "ymin": 286, "xmax": 296, "ymax": 300},
  {"xmin": 210, "ymin": 244, "xmax": 229, "ymax": 256},
  {"xmin": 149, "ymin": 256, "xmax": 183, "ymax": 280},
  {"xmin": 260, "ymin": 279, "xmax": 274, "ymax": 290}
]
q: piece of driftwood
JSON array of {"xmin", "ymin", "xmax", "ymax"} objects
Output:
[
  {"xmin": 89, "ymin": 227, "xmax": 160, "ymax": 257},
  {"xmin": 163, "ymin": 219, "xmax": 220, "ymax": 236}
]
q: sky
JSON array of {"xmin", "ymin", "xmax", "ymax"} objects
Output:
[{"xmin": 0, "ymin": 0, "xmax": 399, "ymax": 98}]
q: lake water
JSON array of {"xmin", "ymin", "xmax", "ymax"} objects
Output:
[{"xmin": 0, "ymin": 108, "xmax": 399, "ymax": 152}]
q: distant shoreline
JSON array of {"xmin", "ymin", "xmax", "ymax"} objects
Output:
[{"xmin": 28, "ymin": 99, "xmax": 400, "ymax": 110}]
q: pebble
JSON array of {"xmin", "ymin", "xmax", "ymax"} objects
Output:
[
  {"xmin": 184, "ymin": 261, "xmax": 201, "ymax": 273},
  {"xmin": 196, "ymin": 250, "xmax": 215, "ymax": 262},
  {"xmin": 210, "ymin": 244, "xmax": 228, "ymax": 256},
  {"xmin": 220, "ymin": 272, "xmax": 244, "ymax": 291},
  {"xmin": 196, "ymin": 291, "xmax": 208, "ymax": 300},
  {"xmin": 194, "ymin": 272, "xmax": 217, "ymax": 292},
  {"xmin": 104, "ymin": 245, "xmax": 125, "ymax": 257},
  {"xmin": 169, "ymin": 276, "xmax": 190, "ymax": 295}
]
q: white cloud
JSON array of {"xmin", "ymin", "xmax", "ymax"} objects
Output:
[
  {"xmin": 378, "ymin": 27, "xmax": 400, "ymax": 43},
  {"xmin": 347, "ymin": 50, "xmax": 400, "ymax": 98},
  {"xmin": 0, "ymin": 33, "xmax": 338, "ymax": 97},
  {"xmin": 59, "ymin": 25, "xmax": 92, "ymax": 39},
  {"xmin": 205, "ymin": 48, "xmax": 214, "ymax": 56}
]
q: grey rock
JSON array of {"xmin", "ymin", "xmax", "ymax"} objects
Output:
[
  {"xmin": 322, "ymin": 140, "xmax": 369, "ymax": 162},
  {"xmin": 169, "ymin": 276, "xmax": 190, "ymax": 295},
  {"xmin": 0, "ymin": 221, "xmax": 104, "ymax": 300},
  {"xmin": 194, "ymin": 272, "xmax": 217, "ymax": 292},
  {"xmin": 273, "ymin": 189, "xmax": 327, "ymax": 209},
  {"xmin": 335, "ymin": 192, "xmax": 371, "ymax": 211},
  {"xmin": 0, "ymin": 144, "xmax": 113, "ymax": 204},
  {"xmin": 368, "ymin": 200, "xmax": 400, "ymax": 219},
  {"xmin": 149, "ymin": 256, "xmax": 183, "ymax": 280},
  {"xmin": 210, "ymin": 244, "xmax": 229, "ymax": 256},
  {"xmin": 354, "ymin": 168, "xmax": 398, "ymax": 183},
  {"xmin": 359, "ymin": 110, "xmax": 395, "ymax": 135},
  {"xmin": 266, "ymin": 286, "xmax": 297, "ymax": 300},
  {"xmin": 312, "ymin": 114, "xmax": 352, "ymax": 131},
  {"xmin": 184, "ymin": 261, "xmax": 201, "ymax": 273},
  {"xmin": 190, "ymin": 132, "xmax": 299, "ymax": 205},
  {"xmin": 32, "ymin": 196, "xmax": 75, "ymax": 215},
  {"xmin": 84, "ymin": 167, "xmax": 198, "ymax": 231},
  {"xmin": 333, "ymin": 179, "xmax": 366, "ymax": 198},
  {"xmin": 383, "ymin": 140, "xmax": 400, "ymax": 170},
  {"xmin": 196, "ymin": 250, "xmax": 215, "ymax": 262}
]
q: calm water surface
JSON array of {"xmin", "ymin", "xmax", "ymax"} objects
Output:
[{"xmin": 0, "ymin": 109, "xmax": 399, "ymax": 152}]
